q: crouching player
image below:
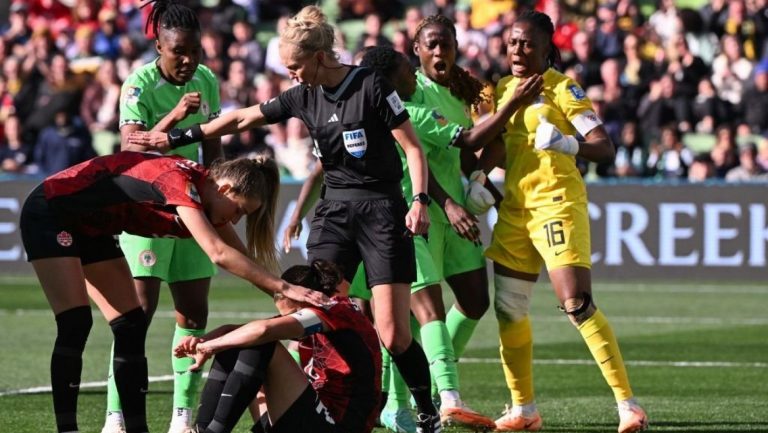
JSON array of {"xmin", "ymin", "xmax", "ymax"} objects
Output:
[{"xmin": 175, "ymin": 260, "xmax": 382, "ymax": 433}]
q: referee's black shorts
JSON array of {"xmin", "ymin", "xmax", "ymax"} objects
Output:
[
  {"xmin": 307, "ymin": 190, "xmax": 416, "ymax": 288},
  {"xmin": 20, "ymin": 184, "xmax": 123, "ymax": 265}
]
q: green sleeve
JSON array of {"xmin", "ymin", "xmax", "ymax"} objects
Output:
[
  {"xmin": 405, "ymin": 103, "xmax": 463, "ymax": 154},
  {"xmin": 119, "ymin": 74, "xmax": 151, "ymax": 129}
]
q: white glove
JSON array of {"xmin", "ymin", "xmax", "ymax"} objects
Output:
[
  {"xmin": 465, "ymin": 170, "xmax": 495, "ymax": 215},
  {"xmin": 534, "ymin": 115, "xmax": 579, "ymax": 155}
]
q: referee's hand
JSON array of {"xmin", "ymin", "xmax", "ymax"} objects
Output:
[{"xmin": 405, "ymin": 202, "xmax": 430, "ymax": 236}]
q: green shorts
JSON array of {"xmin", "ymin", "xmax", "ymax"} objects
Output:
[
  {"xmin": 426, "ymin": 220, "xmax": 486, "ymax": 280},
  {"xmin": 119, "ymin": 233, "xmax": 217, "ymax": 283},
  {"xmin": 348, "ymin": 235, "xmax": 444, "ymax": 299}
]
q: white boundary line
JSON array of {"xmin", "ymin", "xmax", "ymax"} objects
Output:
[{"xmin": 2, "ymin": 357, "xmax": 765, "ymax": 397}]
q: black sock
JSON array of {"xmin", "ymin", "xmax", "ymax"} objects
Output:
[
  {"xmin": 391, "ymin": 339, "xmax": 436, "ymax": 416},
  {"xmin": 110, "ymin": 308, "xmax": 149, "ymax": 433},
  {"xmin": 198, "ymin": 343, "xmax": 276, "ymax": 433},
  {"xmin": 51, "ymin": 306, "xmax": 92, "ymax": 433},
  {"xmin": 195, "ymin": 350, "xmax": 238, "ymax": 430}
]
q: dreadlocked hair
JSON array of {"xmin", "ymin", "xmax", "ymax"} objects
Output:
[
  {"xmin": 142, "ymin": 0, "xmax": 200, "ymax": 38},
  {"xmin": 414, "ymin": 14, "xmax": 489, "ymax": 111},
  {"xmin": 280, "ymin": 260, "xmax": 342, "ymax": 298},
  {"xmin": 515, "ymin": 10, "xmax": 562, "ymax": 70},
  {"xmin": 359, "ymin": 46, "xmax": 401, "ymax": 78}
]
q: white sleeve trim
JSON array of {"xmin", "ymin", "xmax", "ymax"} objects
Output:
[
  {"xmin": 289, "ymin": 308, "xmax": 323, "ymax": 336},
  {"xmin": 570, "ymin": 110, "xmax": 603, "ymax": 137}
]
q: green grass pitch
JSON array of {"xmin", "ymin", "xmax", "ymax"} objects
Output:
[{"xmin": 1, "ymin": 276, "xmax": 766, "ymax": 432}]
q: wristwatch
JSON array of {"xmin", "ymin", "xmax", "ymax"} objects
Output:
[{"xmin": 412, "ymin": 192, "xmax": 431, "ymax": 205}]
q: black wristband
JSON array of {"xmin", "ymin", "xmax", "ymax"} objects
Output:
[{"xmin": 168, "ymin": 124, "xmax": 203, "ymax": 149}]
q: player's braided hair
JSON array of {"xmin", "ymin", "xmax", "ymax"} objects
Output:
[
  {"xmin": 209, "ymin": 156, "xmax": 279, "ymax": 273},
  {"xmin": 142, "ymin": 0, "xmax": 200, "ymax": 37},
  {"xmin": 413, "ymin": 14, "xmax": 488, "ymax": 111},
  {"xmin": 359, "ymin": 46, "xmax": 402, "ymax": 79},
  {"xmin": 281, "ymin": 260, "xmax": 342, "ymax": 297},
  {"xmin": 515, "ymin": 10, "xmax": 562, "ymax": 70}
]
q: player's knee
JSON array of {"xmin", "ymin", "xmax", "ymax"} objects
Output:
[
  {"xmin": 560, "ymin": 293, "xmax": 595, "ymax": 326},
  {"xmin": 54, "ymin": 306, "xmax": 93, "ymax": 354},
  {"xmin": 494, "ymin": 275, "xmax": 534, "ymax": 323},
  {"xmin": 110, "ymin": 307, "xmax": 148, "ymax": 356}
]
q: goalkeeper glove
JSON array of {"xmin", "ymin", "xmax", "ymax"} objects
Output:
[
  {"xmin": 534, "ymin": 115, "xmax": 579, "ymax": 155},
  {"xmin": 465, "ymin": 170, "xmax": 495, "ymax": 215}
]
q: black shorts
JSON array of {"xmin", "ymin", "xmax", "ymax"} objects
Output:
[
  {"xmin": 260, "ymin": 385, "xmax": 336, "ymax": 433},
  {"xmin": 306, "ymin": 195, "xmax": 416, "ymax": 287},
  {"xmin": 20, "ymin": 184, "xmax": 123, "ymax": 265}
]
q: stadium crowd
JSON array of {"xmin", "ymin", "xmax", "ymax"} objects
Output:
[{"xmin": 2, "ymin": 0, "xmax": 768, "ymax": 182}]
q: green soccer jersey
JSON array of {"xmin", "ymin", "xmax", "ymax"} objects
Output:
[
  {"xmin": 119, "ymin": 60, "xmax": 220, "ymax": 161},
  {"xmin": 405, "ymin": 71, "xmax": 473, "ymax": 224},
  {"xmin": 398, "ymin": 100, "xmax": 465, "ymax": 224}
]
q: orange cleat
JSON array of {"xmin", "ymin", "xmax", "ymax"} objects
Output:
[
  {"xmin": 440, "ymin": 403, "xmax": 497, "ymax": 431},
  {"xmin": 493, "ymin": 405, "xmax": 542, "ymax": 432}
]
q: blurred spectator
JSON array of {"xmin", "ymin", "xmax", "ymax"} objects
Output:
[
  {"xmin": 710, "ymin": 0, "xmax": 762, "ymax": 60},
  {"xmin": 92, "ymin": 8, "xmax": 121, "ymax": 60},
  {"xmin": 646, "ymin": 124, "xmax": 694, "ymax": 179},
  {"xmin": 455, "ymin": 6, "xmax": 486, "ymax": 54},
  {"xmin": 692, "ymin": 77, "xmax": 730, "ymax": 133},
  {"xmin": 220, "ymin": 59, "xmax": 253, "ymax": 113},
  {"xmin": 115, "ymin": 34, "xmax": 145, "ymax": 82},
  {"xmin": 71, "ymin": 0, "xmax": 100, "ymax": 33},
  {"xmin": 403, "ymin": 6, "xmax": 424, "ymax": 41},
  {"xmin": 27, "ymin": 0, "xmax": 73, "ymax": 40},
  {"xmin": 594, "ymin": 3, "xmax": 625, "ymax": 59},
  {"xmin": 32, "ymin": 109, "xmax": 95, "ymax": 176},
  {"xmin": 80, "ymin": 59, "xmax": 120, "ymax": 154},
  {"xmin": 614, "ymin": 121, "xmax": 649, "ymax": 177},
  {"xmin": 17, "ymin": 52, "xmax": 86, "ymax": 145},
  {"xmin": 68, "ymin": 26, "xmax": 103, "ymax": 74},
  {"xmin": 710, "ymin": 124, "xmax": 740, "ymax": 177},
  {"xmin": 725, "ymin": 141, "xmax": 768, "ymax": 180},
  {"xmin": 637, "ymin": 74, "xmax": 693, "ymax": 138},
  {"xmin": 469, "ymin": 0, "xmax": 514, "ymax": 30},
  {"xmin": 264, "ymin": 15, "xmax": 290, "ymax": 77},
  {"xmin": 542, "ymin": 0, "xmax": 579, "ymax": 61},
  {"xmin": 615, "ymin": 0, "xmax": 644, "ymax": 33},
  {"xmin": 201, "ymin": 29, "xmax": 226, "ymax": 77},
  {"xmin": 226, "ymin": 19, "xmax": 263, "ymax": 77},
  {"xmin": 334, "ymin": 27, "xmax": 354, "ymax": 65},
  {"xmin": 665, "ymin": 34, "xmax": 710, "ymax": 100},
  {"xmin": 620, "ymin": 33, "xmax": 654, "ymax": 111},
  {"xmin": 275, "ymin": 117, "xmax": 313, "ymax": 180},
  {"xmin": 391, "ymin": 29, "xmax": 418, "ymax": 66},
  {"xmin": 711, "ymin": 33, "xmax": 753, "ymax": 108},
  {"xmin": 356, "ymin": 13, "xmax": 392, "ymax": 52},
  {"xmin": 206, "ymin": 0, "xmax": 248, "ymax": 46},
  {"xmin": 687, "ymin": 152, "xmax": 717, "ymax": 182},
  {"xmin": 648, "ymin": 0, "xmax": 679, "ymax": 44},
  {"xmin": 2, "ymin": 3, "xmax": 32, "ymax": 46},
  {"xmin": 0, "ymin": 115, "xmax": 32, "ymax": 173},
  {"xmin": 563, "ymin": 31, "xmax": 603, "ymax": 88},
  {"xmin": 678, "ymin": 8, "xmax": 719, "ymax": 65},
  {"xmin": 740, "ymin": 58, "xmax": 768, "ymax": 134}
]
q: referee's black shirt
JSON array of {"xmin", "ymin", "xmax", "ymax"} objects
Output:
[{"xmin": 260, "ymin": 67, "xmax": 409, "ymax": 190}]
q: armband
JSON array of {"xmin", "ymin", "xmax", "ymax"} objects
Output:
[
  {"xmin": 168, "ymin": 124, "xmax": 203, "ymax": 149},
  {"xmin": 289, "ymin": 309, "xmax": 323, "ymax": 336}
]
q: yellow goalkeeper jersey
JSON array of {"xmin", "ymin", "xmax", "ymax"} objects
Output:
[{"xmin": 495, "ymin": 68, "xmax": 602, "ymax": 209}]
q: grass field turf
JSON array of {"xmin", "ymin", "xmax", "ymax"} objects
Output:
[{"xmin": 1, "ymin": 276, "xmax": 766, "ymax": 432}]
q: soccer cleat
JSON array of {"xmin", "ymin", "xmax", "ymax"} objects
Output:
[
  {"xmin": 380, "ymin": 406, "xmax": 417, "ymax": 433},
  {"xmin": 617, "ymin": 399, "xmax": 648, "ymax": 433},
  {"xmin": 494, "ymin": 404, "xmax": 542, "ymax": 432},
  {"xmin": 415, "ymin": 413, "xmax": 442, "ymax": 433},
  {"xmin": 168, "ymin": 422, "xmax": 191, "ymax": 433},
  {"xmin": 440, "ymin": 401, "xmax": 496, "ymax": 430}
]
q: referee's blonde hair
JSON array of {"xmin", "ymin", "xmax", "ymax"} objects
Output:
[{"xmin": 280, "ymin": 5, "xmax": 338, "ymax": 60}]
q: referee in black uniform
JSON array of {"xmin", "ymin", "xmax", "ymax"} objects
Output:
[{"xmin": 128, "ymin": 5, "xmax": 442, "ymax": 432}]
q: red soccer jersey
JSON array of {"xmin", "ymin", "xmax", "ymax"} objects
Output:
[
  {"xmin": 43, "ymin": 152, "xmax": 208, "ymax": 238},
  {"xmin": 299, "ymin": 297, "xmax": 382, "ymax": 433}
]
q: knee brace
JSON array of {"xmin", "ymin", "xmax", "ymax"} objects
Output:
[
  {"xmin": 559, "ymin": 293, "xmax": 595, "ymax": 325},
  {"xmin": 494, "ymin": 274, "xmax": 534, "ymax": 323},
  {"xmin": 54, "ymin": 306, "xmax": 93, "ymax": 356},
  {"xmin": 109, "ymin": 307, "xmax": 148, "ymax": 359}
]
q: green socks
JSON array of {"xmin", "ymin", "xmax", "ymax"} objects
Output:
[
  {"xmin": 420, "ymin": 320, "xmax": 459, "ymax": 393},
  {"xmin": 446, "ymin": 306, "xmax": 479, "ymax": 359},
  {"xmin": 171, "ymin": 325, "xmax": 205, "ymax": 409},
  {"xmin": 106, "ymin": 343, "xmax": 122, "ymax": 412}
]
